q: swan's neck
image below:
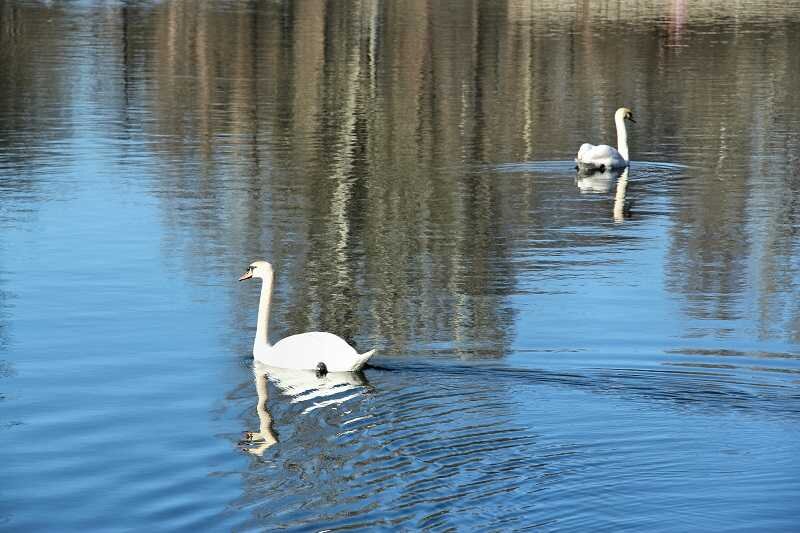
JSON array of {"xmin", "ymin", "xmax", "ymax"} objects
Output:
[
  {"xmin": 255, "ymin": 273, "xmax": 273, "ymax": 349},
  {"xmin": 615, "ymin": 114, "xmax": 629, "ymax": 162}
]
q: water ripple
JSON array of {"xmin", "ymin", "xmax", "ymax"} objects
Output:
[{"xmin": 224, "ymin": 358, "xmax": 800, "ymax": 530}]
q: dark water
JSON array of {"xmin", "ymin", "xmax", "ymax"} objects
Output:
[{"xmin": 2, "ymin": 0, "xmax": 800, "ymax": 530}]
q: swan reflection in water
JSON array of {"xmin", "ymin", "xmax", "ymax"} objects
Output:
[
  {"xmin": 241, "ymin": 361, "xmax": 371, "ymax": 455},
  {"xmin": 575, "ymin": 166, "xmax": 632, "ymax": 221}
]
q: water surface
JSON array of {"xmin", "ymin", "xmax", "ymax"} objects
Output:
[{"xmin": 1, "ymin": 0, "xmax": 799, "ymax": 530}]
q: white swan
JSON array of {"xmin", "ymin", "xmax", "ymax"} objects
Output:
[
  {"xmin": 576, "ymin": 107, "xmax": 636, "ymax": 172},
  {"xmin": 239, "ymin": 260, "xmax": 375, "ymax": 372}
]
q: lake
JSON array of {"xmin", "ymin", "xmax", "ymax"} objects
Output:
[{"xmin": 1, "ymin": 0, "xmax": 799, "ymax": 530}]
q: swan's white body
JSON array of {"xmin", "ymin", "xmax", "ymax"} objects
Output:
[
  {"xmin": 240, "ymin": 261, "xmax": 375, "ymax": 372},
  {"xmin": 575, "ymin": 107, "xmax": 635, "ymax": 171},
  {"xmin": 256, "ymin": 332, "xmax": 374, "ymax": 373}
]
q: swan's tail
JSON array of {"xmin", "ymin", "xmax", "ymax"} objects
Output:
[{"xmin": 351, "ymin": 349, "xmax": 376, "ymax": 371}]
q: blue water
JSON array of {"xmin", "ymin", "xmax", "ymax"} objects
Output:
[{"xmin": 1, "ymin": 1, "xmax": 799, "ymax": 530}]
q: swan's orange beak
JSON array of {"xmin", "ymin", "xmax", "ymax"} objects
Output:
[{"xmin": 239, "ymin": 270, "xmax": 253, "ymax": 281}]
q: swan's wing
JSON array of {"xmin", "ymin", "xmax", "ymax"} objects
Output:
[
  {"xmin": 272, "ymin": 331, "xmax": 354, "ymax": 351},
  {"xmin": 581, "ymin": 144, "xmax": 620, "ymax": 161},
  {"xmin": 263, "ymin": 331, "xmax": 373, "ymax": 371},
  {"xmin": 576, "ymin": 143, "xmax": 595, "ymax": 161},
  {"xmin": 272, "ymin": 331, "xmax": 356, "ymax": 357},
  {"xmin": 576, "ymin": 144, "xmax": 626, "ymax": 170}
]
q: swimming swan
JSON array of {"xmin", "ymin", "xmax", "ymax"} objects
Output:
[
  {"xmin": 576, "ymin": 107, "xmax": 635, "ymax": 172},
  {"xmin": 239, "ymin": 260, "xmax": 375, "ymax": 372}
]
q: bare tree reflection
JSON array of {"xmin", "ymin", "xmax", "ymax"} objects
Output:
[{"xmin": 5, "ymin": 0, "xmax": 791, "ymax": 350}]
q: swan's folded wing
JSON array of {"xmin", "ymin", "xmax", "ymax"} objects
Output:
[
  {"xmin": 583, "ymin": 144, "xmax": 618, "ymax": 160},
  {"xmin": 266, "ymin": 331, "xmax": 373, "ymax": 371},
  {"xmin": 576, "ymin": 144, "xmax": 625, "ymax": 170},
  {"xmin": 576, "ymin": 143, "xmax": 595, "ymax": 161}
]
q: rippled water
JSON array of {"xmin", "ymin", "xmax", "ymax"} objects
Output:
[{"xmin": 2, "ymin": 0, "xmax": 800, "ymax": 530}]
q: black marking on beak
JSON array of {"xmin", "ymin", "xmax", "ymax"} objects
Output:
[{"xmin": 239, "ymin": 266, "xmax": 255, "ymax": 281}]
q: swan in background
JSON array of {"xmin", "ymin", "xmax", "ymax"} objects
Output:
[
  {"xmin": 239, "ymin": 260, "xmax": 376, "ymax": 372},
  {"xmin": 576, "ymin": 107, "xmax": 636, "ymax": 172}
]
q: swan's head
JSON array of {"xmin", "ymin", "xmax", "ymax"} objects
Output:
[
  {"xmin": 239, "ymin": 260, "xmax": 273, "ymax": 281},
  {"xmin": 616, "ymin": 107, "xmax": 636, "ymax": 123}
]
